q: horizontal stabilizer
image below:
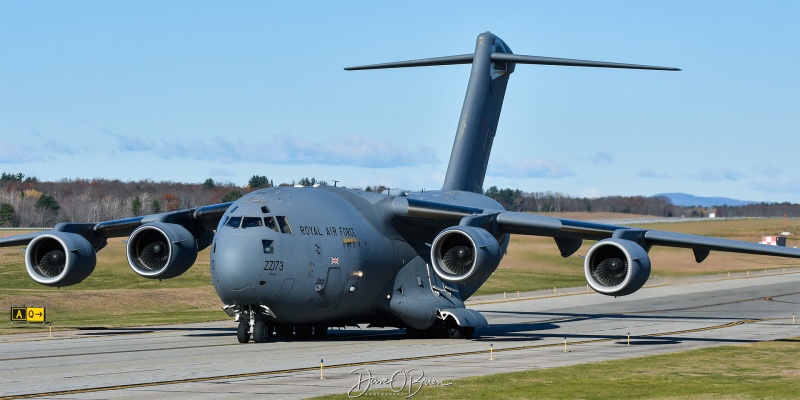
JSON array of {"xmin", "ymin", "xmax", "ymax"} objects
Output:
[
  {"xmin": 346, "ymin": 53, "xmax": 679, "ymax": 72},
  {"xmin": 491, "ymin": 53, "xmax": 680, "ymax": 71},
  {"xmin": 345, "ymin": 54, "xmax": 474, "ymax": 70}
]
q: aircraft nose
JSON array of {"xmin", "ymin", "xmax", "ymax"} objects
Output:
[{"xmin": 212, "ymin": 234, "xmax": 261, "ymax": 291}]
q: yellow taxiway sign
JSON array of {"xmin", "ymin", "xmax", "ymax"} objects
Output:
[{"xmin": 10, "ymin": 307, "xmax": 45, "ymax": 323}]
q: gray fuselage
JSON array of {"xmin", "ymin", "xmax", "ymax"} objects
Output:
[{"xmin": 210, "ymin": 185, "xmax": 504, "ymax": 326}]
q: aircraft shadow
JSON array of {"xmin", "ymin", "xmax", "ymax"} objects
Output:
[
  {"xmin": 482, "ymin": 309, "xmax": 760, "ymax": 322},
  {"xmin": 77, "ymin": 326, "xmax": 233, "ymax": 336},
  {"xmin": 479, "ymin": 321, "xmax": 758, "ymax": 345}
]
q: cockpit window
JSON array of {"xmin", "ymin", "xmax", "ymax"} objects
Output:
[
  {"xmin": 242, "ymin": 217, "xmax": 263, "ymax": 229},
  {"xmin": 264, "ymin": 217, "xmax": 278, "ymax": 232},
  {"xmin": 218, "ymin": 216, "xmax": 229, "ymax": 230},
  {"xmin": 225, "ymin": 216, "xmax": 242, "ymax": 228},
  {"xmin": 276, "ymin": 216, "xmax": 292, "ymax": 234},
  {"xmin": 261, "ymin": 206, "xmax": 271, "ymax": 214},
  {"xmin": 262, "ymin": 240, "xmax": 274, "ymax": 254}
]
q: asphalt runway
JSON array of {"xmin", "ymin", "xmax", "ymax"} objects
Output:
[{"xmin": 2, "ymin": 270, "xmax": 799, "ymax": 399}]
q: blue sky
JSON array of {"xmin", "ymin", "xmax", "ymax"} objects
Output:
[{"xmin": 1, "ymin": 0, "xmax": 798, "ymax": 203}]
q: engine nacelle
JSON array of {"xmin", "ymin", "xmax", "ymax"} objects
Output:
[
  {"xmin": 127, "ymin": 222, "xmax": 198, "ymax": 279},
  {"xmin": 584, "ymin": 238, "xmax": 651, "ymax": 296},
  {"xmin": 25, "ymin": 232, "xmax": 96, "ymax": 287},
  {"xmin": 430, "ymin": 226, "xmax": 502, "ymax": 285}
]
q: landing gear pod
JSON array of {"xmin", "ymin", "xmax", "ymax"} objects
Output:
[
  {"xmin": 25, "ymin": 232, "xmax": 96, "ymax": 287},
  {"xmin": 430, "ymin": 226, "xmax": 502, "ymax": 285},
  {"xmin": 584, "ymin": 238, "xmax": 651, "ymax": 296},
  {"xmin": 127, "ymin": 222, "xmax": 198, "ymax": 279}
]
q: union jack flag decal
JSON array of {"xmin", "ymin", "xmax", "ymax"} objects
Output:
[{"xmin": 330, "ymin": 257, "xmax": 339, "ymax": 265}]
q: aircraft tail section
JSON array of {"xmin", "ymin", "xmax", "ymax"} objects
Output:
[{"xmin": 347, "ymin": 32, "xmax": 679, "ymax": 193}]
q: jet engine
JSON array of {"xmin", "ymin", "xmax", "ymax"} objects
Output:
[
  {"xmin": 430, "ymin": 226, "xmax": 502, "ymax": 285},
  {"xmin": 584, "ymin": 238, "xmax": 651, "ymax": 296},
  {"xmin": 127, "ymin": 222, "xmax": 198, "ymax": 279},
  {"xmin": 25, "ymin": 231, "xmax": 96, "ymax": 287}
]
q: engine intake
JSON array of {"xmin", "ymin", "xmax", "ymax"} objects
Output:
[
  {"xmin": 25, "ymin": 232, "xmax": 96, "ymax": 286},
  {"xmin": 584, "ymin": 238, "xmax": 651, "ymax": 296},
  {"xmin": 430, "ymin": 226, "xmax": 502, "ymax": 285},
  {"xmin": 127, "ymin": 222, "xmax": 198, "ymax": 279}
]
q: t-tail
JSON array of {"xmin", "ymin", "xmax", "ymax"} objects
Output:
[{"xmin": 346, "ymin": 32, "xmax": 679, "ymax": 193}]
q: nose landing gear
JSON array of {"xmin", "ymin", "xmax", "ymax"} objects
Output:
[{"xmin": 237, "ymin": 320, "xmax": 251, "ymax": 343}]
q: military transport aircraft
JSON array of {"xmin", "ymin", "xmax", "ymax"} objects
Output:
[{"xmin": 2, "ymin": 32, "xmax": 799, "ymax": 343}]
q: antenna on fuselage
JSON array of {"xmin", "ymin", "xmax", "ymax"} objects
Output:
[{"xmin": 346, "ymin": 32, "xmax": 679, "ymax": 194}]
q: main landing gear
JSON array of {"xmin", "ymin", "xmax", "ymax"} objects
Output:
[{"xmin": 236, "ymin": 319, "xmax": 329, "ymax": 344}]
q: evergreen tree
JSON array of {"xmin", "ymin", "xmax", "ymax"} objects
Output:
[
  {"xmin": 35, "ymin": 194, "xmax": 60, "ymax": 226},
  {"xmin": 151, "ymin": 200, "xmax": 162, "ymax": 214},
  {"xmin": 0, "ymin": 172, "xmax": 24, "ymax": 182},
  {"xmin": 222, "ymin": 190, "xmax": 242, "ymax": 203},
  {"xmin": 0, "ymin": 203, "xmax": 15, "ymax": 226},
  {"xmin": 35, "ymin": 194, "xmax": 60, "ymax": 213},
  {"xmin": 248, "ymin": 175, "xmax": 269, "ymax": 188},
  {"xmin": 131, "ymin": 196, "xmax": 142, "ymax": 216}
]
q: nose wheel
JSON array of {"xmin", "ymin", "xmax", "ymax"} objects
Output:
[{"xmin": 236, "ymin": 320, "xmax": 250, "ymax": 343}]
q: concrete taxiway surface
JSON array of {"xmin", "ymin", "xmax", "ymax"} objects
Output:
[{"xmin": 2, "ymin": 270, "xmax": 799, "ymax": 399}]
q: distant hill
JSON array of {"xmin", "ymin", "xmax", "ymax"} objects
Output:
[{"xmin": 655, "ymin": 192, "xmax": 758, "ymax": 207}]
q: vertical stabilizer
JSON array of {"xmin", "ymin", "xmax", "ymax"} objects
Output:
[
  {"xmin": 346, "ymin": 33, "xmax": 678, "ymax": 194},
  {"xmin": 442, "ymin": 32, "xmax": 512, "ymax": 193}
]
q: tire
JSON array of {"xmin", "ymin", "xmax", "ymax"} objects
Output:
[
  {"xmin": 313, "ymin": 325, "xmax": 328, "ymax": 338},
  {"xmin": 459, "ymin": 327, "xmax": 475, "ymax": 339},
  {"xmin": 445, "ymin": 318, "xmax": 475, "ymax": 339},
  {"xmin": 275, "ymin": 324, "xmax": 293, "ymax": 337},
  {"xmin": 295, "ymin": 324, "xmax": 312, "ymax": 338},
  {"xmin": 253, "ymin": 321, "xmax": 268, "ymax": 343},
  {"xmin": 237, "ymin": 321, "xmax": 250, "ymax": 344},
  {"xmin": 447, "ymin": 326, "xmax": 463, "ymax": 339}
]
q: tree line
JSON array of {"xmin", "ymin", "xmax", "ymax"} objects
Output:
[
  {"xmin": 481, "ymin": 186, "xmax": 800, "ymax": 218},
  {"xmin": 0, "ymin": 173, "xmax": 336, "ymax": 227},
  {"xmin": 0, "ymin": 174, "xmax": 797, "ymax": 227}
]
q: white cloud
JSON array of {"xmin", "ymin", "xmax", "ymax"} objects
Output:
[
  {"xmin": 592, "ymin": 151, "xmax": 614, "ymax": 164},
  {"xmin": 487, "ymin": 158, "xmax": 575, "ymax": 179},
  {"xmin": 104, "ymin": 128, "xmax": 155, "ymax": 152},
  {"xmin": 638, "ymin": 168, "xmax": 670, "ymax": 179},
  {"xmin": 750, "ymin": 179, "xmax": 800, "ymax": 195},
  {"xmin": 0, "ymin": 128, "xmax": 84, "ymax": 163},
  {"xmin": 108, "ymin": 132, "xmax": 438, "ymax": 168},
  {"xmin": 698, "ymin": 167, "xmax": 746, "ymax": 182},
  {"xmin": 0, "ymin": 142, "xmax": 46, "ymax": 163}
]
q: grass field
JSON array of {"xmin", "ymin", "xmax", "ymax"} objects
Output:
[
  {"xmin": 0, "ymin": 232, "xmax": 222, "ymax": 333},
  {"xmin": 1, "ymin": 216, "xmax": 798, "ymax": 333},
  {"xmin": 312, "ymin": 337, "xmax": 800, "ymax": 399}
]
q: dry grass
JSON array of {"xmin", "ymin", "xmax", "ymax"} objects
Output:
[{"xmin": 0, "ymin": 230, "xmax": 222, "ymax": 332}]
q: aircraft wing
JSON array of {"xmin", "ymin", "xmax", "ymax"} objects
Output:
[
  {"xmin": 0, "ymin": 202, "xmax": 232, "ymax": 249},
  {"xmin": 393, "ymin": 197, "xmax": 800, "ymax": 262},
  {"xmin": 493, "ymin": 211, "xmax": 800, "ymax": 261}
]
